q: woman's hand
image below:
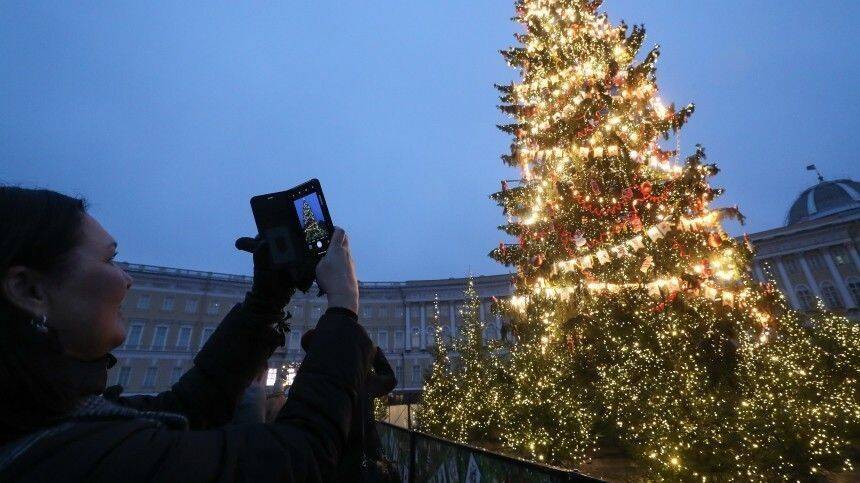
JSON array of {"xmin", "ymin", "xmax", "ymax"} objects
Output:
[{"xmin": 315, "ymin": 227, "xmax": 359, "ymax": 315}]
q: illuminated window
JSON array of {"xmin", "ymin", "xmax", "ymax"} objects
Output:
[
  {"xmin": 284, "ymin": 366, "xmax": 297, "ymax": 386},
  {"xmin": 266, "ymin": 367, "xmax": 278, "ymax": 387}
]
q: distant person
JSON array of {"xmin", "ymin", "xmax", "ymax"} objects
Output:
[{"xmin": 0, "ymin": 186, "xmax": 378, "ymax": 482}]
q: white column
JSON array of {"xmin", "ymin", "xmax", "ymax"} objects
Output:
[
  {"xmin": 448, "ymin": 302, "xmax": 456, "ymax": 338},
  {"xmin": 823, "ymin": 247, "xmax": 857, "ymax": 309},
  {"xmin": 847, "ymin": 243, "xmax": 860, "ymax": 272},
  {"xmin": 753, "ymin": 261, "xmax": 765, "ymax": 283},
  {"xmin": 774, "ymin": 258, "xmax": 802, "ymax": 309},
  {"xmin": 419, "ymin": 303, "xmax": 427, "ymax": 350},
  {"xmin": 405, "ymin": 303, "xmax": 412, "ymax": 351},
  {"xmin": 797, "ymin": 255, "xmax": 822, "ymax": 298}
]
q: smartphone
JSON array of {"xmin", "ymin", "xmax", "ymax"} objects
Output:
[{"xmin": 250, "ymin": 179, "xmax": 334, "ymax": 268}]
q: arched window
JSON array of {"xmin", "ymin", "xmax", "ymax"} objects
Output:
[
  {"xmin": 820, "ymin": 282, "xmax": 844, "ymax": 310},
  {"xmin": 795, "ymin": 285, "xmax": 814, "ymax": 311}
]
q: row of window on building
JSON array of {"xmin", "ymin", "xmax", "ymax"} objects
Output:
[
  {"xmin": 116, "ymin": 357, "xmax": 430, "ymax": 392},
  {"xmin": 132, "ymin": 294, "xmax": 226, "ymax": 315},
  {"xmin": 115, "ymin": 364, "xmax": 185, "ymax": 389},
  {"xmin": 132, "ymin": 292, "xmax": 499, "ymax": 323},
  {"xmin": 122, "ymin": 322, "xmax": 215, "ymax": 351},
  {"xmin": 121, "ymin": 316, "xmax": 502, "ymax": 355}
]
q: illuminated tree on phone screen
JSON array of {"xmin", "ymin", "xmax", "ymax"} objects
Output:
[{"xmin": 301, "ymin": 200, "xmax": 326, "ymax": 244}]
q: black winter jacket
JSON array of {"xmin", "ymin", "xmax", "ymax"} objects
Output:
[{"xmin": 0, "ymin": 302, "xmax": 375, "ymax": 482}]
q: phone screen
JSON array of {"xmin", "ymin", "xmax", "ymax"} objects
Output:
[
  {"xmin": 293, "ymin": 190, "xmax": 331, "ymax": 256},
  {"xmin": 251, "ymin": 179, "xmax": 333, "ymax": 267}
]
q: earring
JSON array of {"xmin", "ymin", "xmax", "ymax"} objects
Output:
[{"xmin": 30, "ymin": 314, "xmax": 49, "ymax": 333}]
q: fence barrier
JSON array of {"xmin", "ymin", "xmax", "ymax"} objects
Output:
[{"xmin": 377, "ymin": 421, "xmax": 604, "ymax": 482}]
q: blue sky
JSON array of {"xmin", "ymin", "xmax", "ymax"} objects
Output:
[{"xmin": 2, "ymin": 1, "xmax": 858, "ymax": 281}]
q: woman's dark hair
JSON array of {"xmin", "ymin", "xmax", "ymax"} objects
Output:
[{"xmin": 0, "ymin": 187, "xmax": 88, "ymax": 314}]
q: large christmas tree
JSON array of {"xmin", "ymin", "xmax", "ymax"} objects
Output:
[{"xmin": 422, "ymin": 1, "xmax": 859, "ymax": 480}]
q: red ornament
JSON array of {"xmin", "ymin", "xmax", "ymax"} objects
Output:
[
  {"xmin": 640, "ymin": 181, "xmax": 653, "ymax": 196},
  {"xmin": 708, "ymin": 232, "xmax": 722, "ymax": 248},
  {"xmin": 621, "ymin": 187, "xmax": 634, "ymax": 201},
  {"xmin": 630, "ymin": 214, "xmax": 643, "ymax": 231},
  {"xmin": 672, "ymin": 240, "xmax": 688, "ymax": 257}
]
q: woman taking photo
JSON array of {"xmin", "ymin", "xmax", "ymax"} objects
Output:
[{"xmin": 0, "ymin": 186, "xmax": 376, "ymax": 482}]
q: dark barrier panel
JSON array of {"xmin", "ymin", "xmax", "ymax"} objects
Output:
[{"xmin": 377, "ymin": 422, "xmax": 604, "ymax": 483}]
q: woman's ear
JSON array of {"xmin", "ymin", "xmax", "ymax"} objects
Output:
[{"xmin": 1, "ymin": 265, "xmax": 50, "ymax": 318}]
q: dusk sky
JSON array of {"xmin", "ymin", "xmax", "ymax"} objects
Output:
[{"xmin": 2, "ymin": 1, "xmax": 858, "ymax": 282}]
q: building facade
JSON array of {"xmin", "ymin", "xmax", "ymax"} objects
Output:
[
  {"xmin": 109, "ymin": 178, "xmax": 860, "ymax": 394},
  {"xmin": 108, "ymin": 264, "xmax": 512, "ymax": 395},
  {"xmin": 747, "ymin": 179, "xmax": 860, "ymax": 319}
]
